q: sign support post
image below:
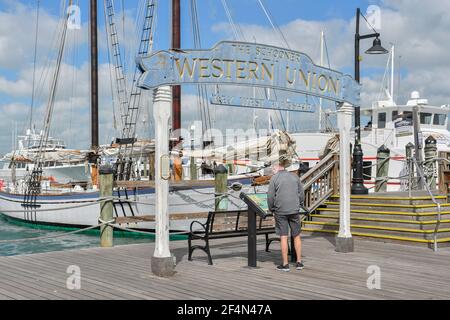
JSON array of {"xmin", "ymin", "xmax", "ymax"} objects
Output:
[
  {"xmin": 336, "ymin": 103, "xmax": 354, "ymax": 253},
  {"xmin": 151, "ymin": 86, "xmax": 175, "ymax": 277}
]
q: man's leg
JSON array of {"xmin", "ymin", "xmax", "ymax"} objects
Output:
[
  {"xmin": 293, "ymin": 235, "xmax": 302, "ymax": 263},
  {"xmin": 280, "ymin": 235, "xmax": 289, "ymax": 266}
]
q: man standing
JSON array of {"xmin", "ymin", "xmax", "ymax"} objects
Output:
[{"xmin": 267, "ymin": 155, "xmax": 305, "ymax": 272}]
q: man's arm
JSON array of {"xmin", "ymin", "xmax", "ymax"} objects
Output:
[
  {"xmin": 298, "ymin": 178, "xmax": 305, "ymax": 206},
  {"xmin": 267, "ymin": 177, "xmax": 276, "ymax": 212}
]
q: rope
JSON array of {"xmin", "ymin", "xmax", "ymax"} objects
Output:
[
  {"xmin": 111, "ymin": 224, "xmax": 190, "ymax": 236},
  {"xmin": 0, "ymin": 201, "xmax": 101, "ymax": 214},
  {"xmin": 0, "ymin": 222, "xmax": 109, "ymax": 244},
  {"xmin": 0, "ymin": 196, "xmax": 114, "ymax": 205}
]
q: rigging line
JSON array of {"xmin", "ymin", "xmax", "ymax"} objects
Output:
[
  {"xmin": 104, "ymin": 0, "xmax": 126, "ymax": 133},
  {"xmin": 29, "ymin": 0, "xmax": 41, "ymax": 135},
  {"xmin": 323, "ymin": 33, "xmax": 331, "ymax": 69},
  {"xmin": 257, "ymin": 0, "xmax": 290, "ymax": 49},
  {"xmin": 377, "ymin": 53, "xmax": 391, "ymax": 101},
  {"xmin": 36, "ymin": 1, "xmax": 70, "ymax": 161},
  {"xmin": 121, "ymin": 0, "xmax": 126, "ymax": 76},
  {"xmin": 33, "ymin": 11, "xmax": 64, "ymax": 113},
  {"xmin": 221, "ymin": 0, "xmax": 240, "ymax": 40},
  {"xmin": 190, "ymin": 0, "xmax": 212, "ymax": 139},
  {"xmin": 223, "ymin": 0, "xmax": 285, "ymax": 131},
  {"xmin": 68, "ymin": 1, "xmax": 80, "ymax": 148},
  {"xmin": 189, "ymin": 0, "xmax": 204, "ymax": 132},
  {"xmin": 360, "ymin": 12, "xmax": 379, "ymax": 34}
]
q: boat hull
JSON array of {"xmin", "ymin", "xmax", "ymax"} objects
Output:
[{"xmin": 0, "ymin": 177, "xmax": 255, "ymax": 232}]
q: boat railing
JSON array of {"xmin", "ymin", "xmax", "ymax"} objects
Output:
[{"xmin": 300, "ymin": 152, "xmax": 339, "ymax": 213}]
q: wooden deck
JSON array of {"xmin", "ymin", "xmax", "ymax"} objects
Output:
[{"xmin": 0, "ymin": 235, "xmax": 449, "ymax": 300}]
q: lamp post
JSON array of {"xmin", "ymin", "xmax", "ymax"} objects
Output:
[{"xmin": 352, "ymin": 8, "xmax": 389, "ymax": 195}]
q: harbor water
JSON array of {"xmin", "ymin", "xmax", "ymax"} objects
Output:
[{"xmin": 0, "ymin": 214, "xmax": 153, "ymax": 257}]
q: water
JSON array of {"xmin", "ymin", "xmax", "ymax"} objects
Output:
[{"xmin": 0, "ymin": 214, "xmax": 153, "ymax": 257}]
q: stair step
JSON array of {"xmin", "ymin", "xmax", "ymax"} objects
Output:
[
  {"xmin": 316, "ymin": 208, "xmax": 450, "ymax": 221},
  {"xmin": 330, "ymin": 194, "xmax": 447, "ymax": 205},
  {"xmin": 323, "ymin": 201, "xmax": 449, "ymax": 213},
  {"xmin": 302, "ymin": 228, "xmax": 450, "ymax": 244},
  {"xmin": 309, "ymin": 214, "xmax": 450, "ymax": 229},
  {"xmin": 303, "ymin": 221, "xmax": 450, "ymax": 239}
]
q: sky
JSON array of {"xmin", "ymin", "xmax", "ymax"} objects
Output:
[{"xmin": 0, "ymin": 0, "xmax": 449, "ymax": 154}]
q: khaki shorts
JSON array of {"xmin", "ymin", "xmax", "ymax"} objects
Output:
[{"xmin": 274, "ymin": 213, "xmax": 301, "ymax": 237}]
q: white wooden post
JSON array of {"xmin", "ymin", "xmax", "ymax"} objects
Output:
[
  {"xmin": 151, "ymin": 86, "xmax": 175, "ymax": 276},
  {"xmin": 336, "ymin": 102, "xmax": 354, "ymax": 253}
]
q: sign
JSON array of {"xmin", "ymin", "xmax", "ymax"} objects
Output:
[
  {"xmin": 137, "ymin": 41, "xmax": 360, "ymax": 106},
  {"xmin": 210, "ymin": 94, "xmax": 315, "ymax": 113},
  {"xmin": 246, "ymin": 193, "xmax": 270, "ymax": 212},
  {"xmin": 394, "ymin": 117, "xmax": 413, "ymax": 137}
]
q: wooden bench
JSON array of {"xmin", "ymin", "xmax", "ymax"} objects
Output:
[{"xmin": 188, "ymin": 210, "xmax": 278, "ymax": 265}]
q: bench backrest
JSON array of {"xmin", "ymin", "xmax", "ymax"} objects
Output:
[{"xmin": 207, "ymin": 210, "xmax": 275, "ymax": 233}]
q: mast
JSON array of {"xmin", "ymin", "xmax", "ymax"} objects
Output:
[
  {"xmin": 391, "ymin": 44, "xmax": 395, "ymax": 103},
  {"xmin": 319, "ymin": 31, "xmax": 324, "ymax": 131},
  {"xmin": 90, "ymin": 0, "xmax": 99, "ymax": 150},
  {"xmin": 172, "ymin": 0, "xmax": 181, "ymax": 143}
]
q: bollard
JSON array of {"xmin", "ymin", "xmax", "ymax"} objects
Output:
[
  {"xmin": 424, "ymin": 136, "xmax": 437, "ymax": 189},
  {"xmin": 405, "ymin": 142, "xmax": 415, "ymax": 193},
  {"xmin": 375, "ymin": 145, "xmax": 390, "ymax": 192},
  {"xmin": 214, "ymin": 164, "xmax": 228, "ymax": 211},
  {"xmin": 99, "ymin": 165, "xmax": 114, "ymax": 248}
]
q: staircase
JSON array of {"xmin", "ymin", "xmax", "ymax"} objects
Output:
[{"xmin": 303, "ymin": 192, "xmax": 450, "ymax": 247}]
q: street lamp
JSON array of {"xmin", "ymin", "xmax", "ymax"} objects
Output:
[{"xmin": 351, "ymin": 8, "xmax": 389, "ymax": 195}]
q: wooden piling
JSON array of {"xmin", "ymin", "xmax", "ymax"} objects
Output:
[
  {"xmin": 406, "ymin": 142, "xmax": 415, "ymax": 191},
  {"xmin": 375, "ymin": 145, "xmax": 390, "ymax": 192},
  {"xmin": 214, "ymin": 164, "xmax": 228, "ymax": 211},
  {"xmin": 190, "ymin": 156, "xmax": 197, "ymax": 181},
  {"xmin": 149, "ymin": 153, "xmax": 155, "ymax": 181},
  {"xmin": 424, "ymin": 136, "xmax": 437, "ymax": 189},
  {"xmin": 99, "ymin": 165, "xmax": 114, "ymax": 248}
]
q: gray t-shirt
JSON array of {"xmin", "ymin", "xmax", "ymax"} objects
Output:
[{"xmin": 267, "ymin": 170, "xmax": 304, "ymax": 216}]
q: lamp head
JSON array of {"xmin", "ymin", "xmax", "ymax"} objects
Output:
[{"xmin": 365, "ymin": 37, "xmax": 389, "ymax": 55}]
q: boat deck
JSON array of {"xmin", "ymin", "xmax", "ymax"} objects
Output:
[{"xmin": 0, "ymin": 235, "xmax": 449, "ymax": 300}]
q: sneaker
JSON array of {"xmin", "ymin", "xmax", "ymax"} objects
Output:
[
  {"xmin": 296, "ymin": 262, "xmax": 305, "ymax": 270},
  {"xmin": 276, "ymin": 264, "xmax": 290, "ymax": 272}
]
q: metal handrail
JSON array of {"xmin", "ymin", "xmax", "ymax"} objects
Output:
[{"xmin": 411, "ymin": 157, "xmax": 441, "ymax": 251}]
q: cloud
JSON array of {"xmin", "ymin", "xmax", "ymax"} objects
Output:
[{"xmin": 212, "ymin": 1, "xmax": 450, "ymax": 109}]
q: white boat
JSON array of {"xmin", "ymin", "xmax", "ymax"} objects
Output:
[
  {"xmin": 292, "ymin": 91, "xmax": 450, "ymax": 191},
  {"xmin": 0, "ymin": 129, "xmax": 88, "ymax": 185}
]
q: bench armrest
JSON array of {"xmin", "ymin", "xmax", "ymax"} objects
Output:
[{"xmin": 190, "ymin": 220, "xmax": 208, "ymax": 234}]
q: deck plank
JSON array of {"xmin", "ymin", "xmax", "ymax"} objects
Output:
[{"xmin": 0, "ymin": 236, "xmax": 449, "ymax": 300}]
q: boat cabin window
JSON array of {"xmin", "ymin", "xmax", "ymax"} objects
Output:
[
  {"xmin": 420, "ymin": 113, "xmax": 432, "ymax": 125},
  {"xmin": 392, "ymin": 111, "xmax": 399, "ymax": 120},
  {"xmin": 433, "ymin": 114, "xmax": 447, "ymax": 126},
  {"xmin": 378, "ymin": 112, "xmax": 387, "ymax": 129}
]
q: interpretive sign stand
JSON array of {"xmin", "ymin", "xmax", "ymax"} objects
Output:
[{"xmin": 240, "ymin": 192, "xmax": 308, "ymax": 267}]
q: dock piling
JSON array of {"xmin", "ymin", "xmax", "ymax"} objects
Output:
[
  {"xmin": 375, "ymin": 145, "xmax": 390, "ymax": 192},
  {"xmin": 99, "ymin": 165, "xmax": 114, "ymax": 248},
  {"xmin": 425, "ymin": 136, "xmax": 437, "ymax": 189},
  {"xmin": 406, "ymin": 142, "xmax": 415, "ymax": 194},
  {"xmin": 214, "ymin": 164, "xmax": 228, "ymax": 211}
]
